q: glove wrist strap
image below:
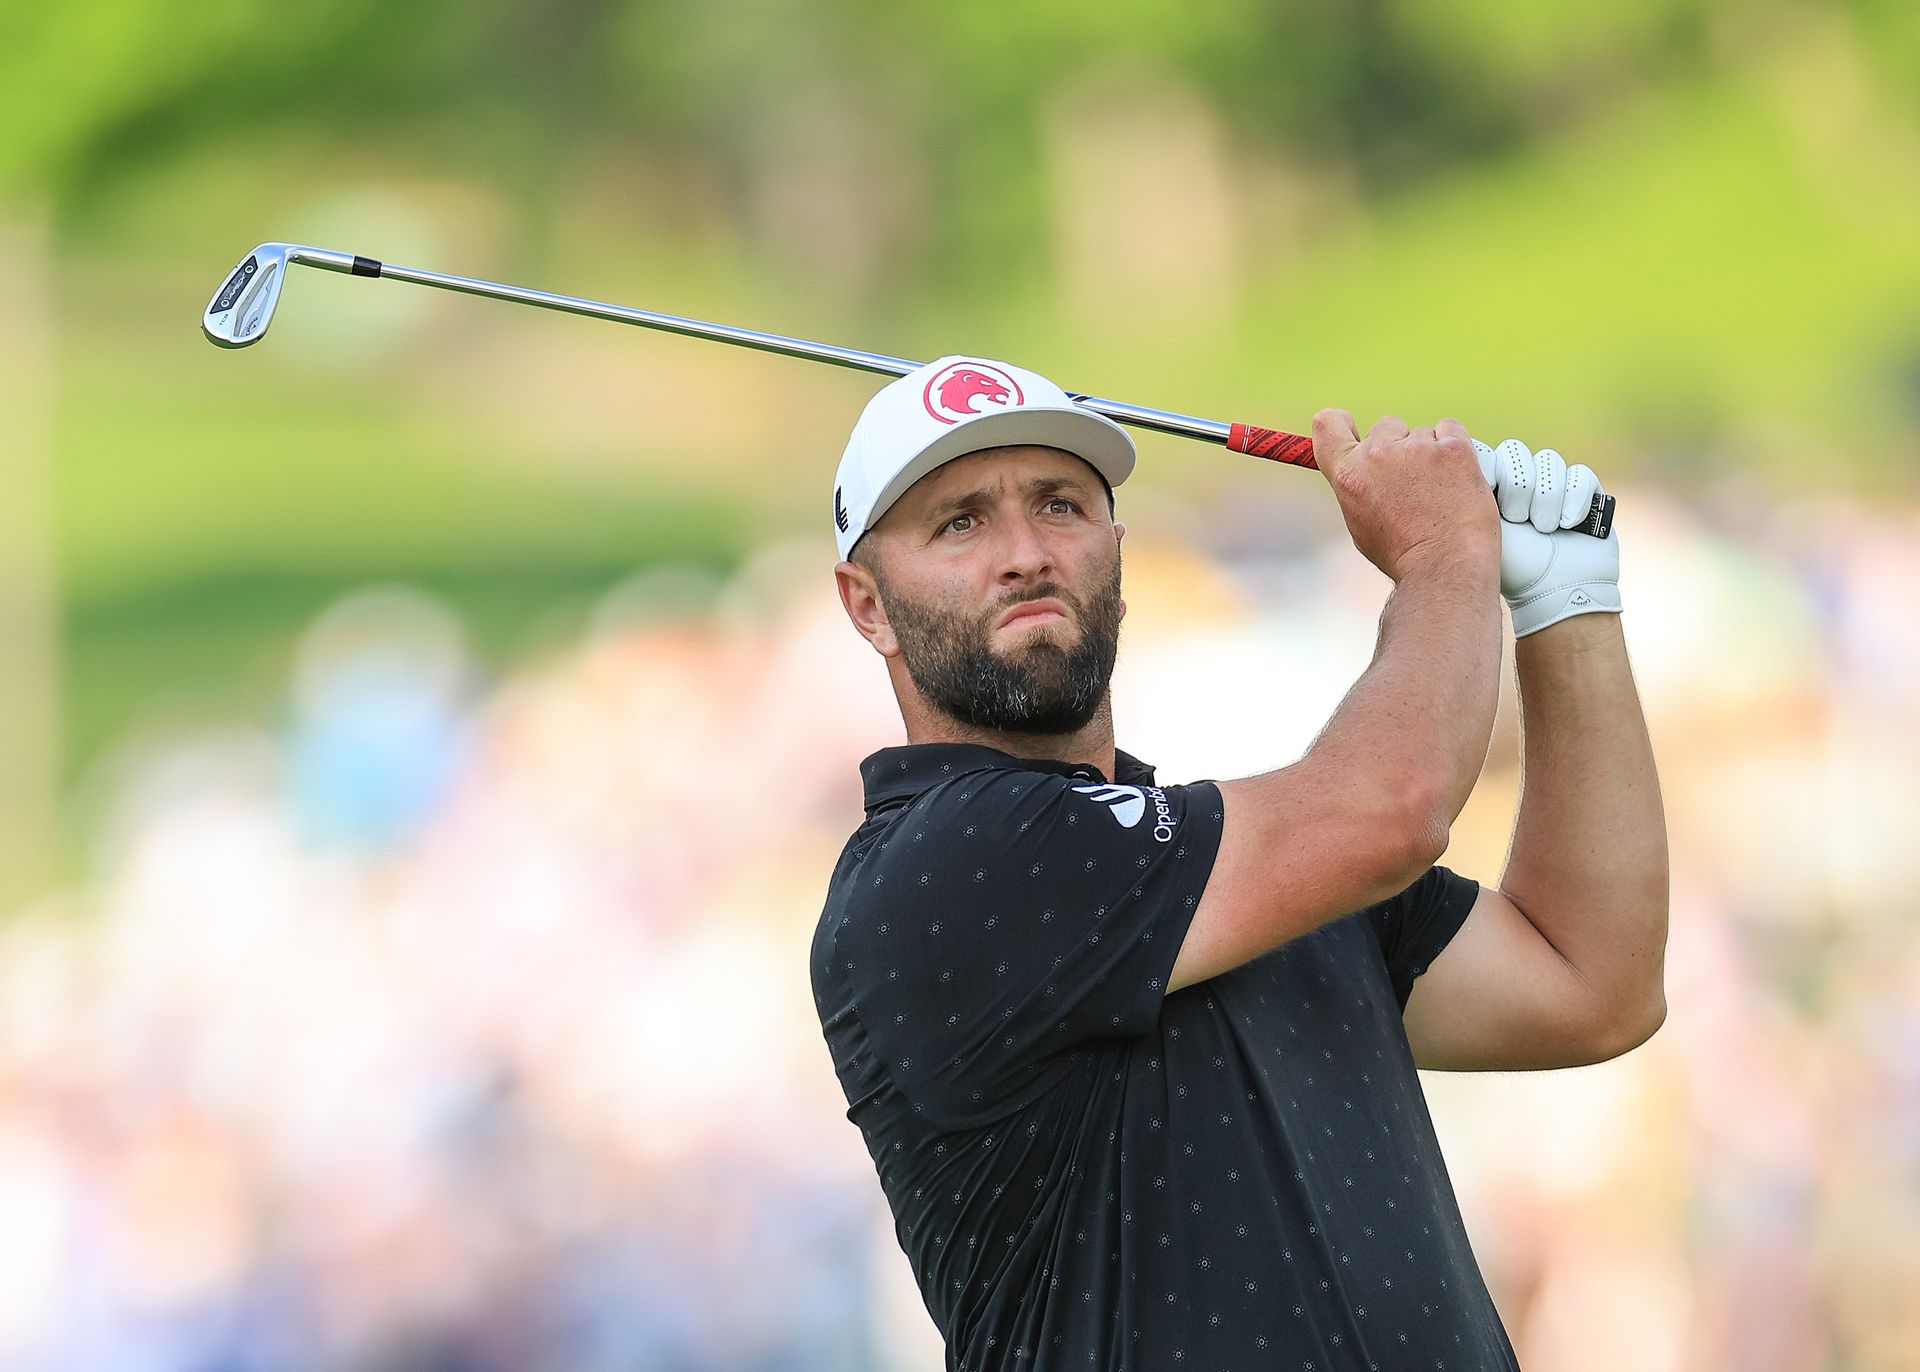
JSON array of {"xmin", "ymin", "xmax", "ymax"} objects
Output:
[{"xmin": 1508, "ymin": 582, "xmax": 1623, "ymax": 637}]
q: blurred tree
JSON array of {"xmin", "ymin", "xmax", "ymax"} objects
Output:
[
  {"xmin": 5, "ymin": 0, "xmax": 1798, "ymax": 290},
  {"xmin": 1848, "ymin": 0, "xmax": 1920, "ymax": 116},
  {"xmin": 0, "ymin": 214, "xmax": 59, "ymax": 908}
]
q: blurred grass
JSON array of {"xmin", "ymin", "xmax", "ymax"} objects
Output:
[
  {"xmin": 55, "ymin": 333, "xmax": 746, "ymax": 787},
  {"xmin": 56, "ymin": 358, "xmax": 740, "ymax": 597}
]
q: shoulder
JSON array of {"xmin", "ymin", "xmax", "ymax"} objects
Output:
[
  {"xmin": 875, "ymin": 764, "xmax": 1216, "ymax": 857},
  {"xmin": 873, "ymin": 760, "xmax": 1073, "ymax": 836},
  {"xmin": 848, "ymin": 765, "xmax": 1059, "ymax": 888},
  {"xmin": 823, "ymin": 765, "xmax": 1086, "ymax": 915}
]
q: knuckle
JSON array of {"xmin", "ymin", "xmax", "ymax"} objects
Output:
[{"xmin": 1313, "ymin": 407, "xmax": 1356, "ymax": 439}]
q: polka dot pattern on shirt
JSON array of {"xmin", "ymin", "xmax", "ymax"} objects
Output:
[{"xmin": 816, "ymin": 742, "xmax": 1516, "ymax": 1371}]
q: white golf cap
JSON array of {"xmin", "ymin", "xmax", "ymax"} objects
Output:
[{"xmin": 831, "ymin": 355, "xmax": 1136, "ymax": 560}]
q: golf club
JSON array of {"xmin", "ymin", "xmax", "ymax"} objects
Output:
[{"xmin": 203, "ymin": 242, "xmax": 1616, "ymax": 539}]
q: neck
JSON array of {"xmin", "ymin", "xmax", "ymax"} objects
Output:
[{"xmin": 898, "ymin": 693, "xmax": 1118, "ymax": 780}]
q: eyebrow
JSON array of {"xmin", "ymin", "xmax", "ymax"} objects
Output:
[{"xmin": 926, "ymin": 475, "xmax": 1095, "ymax": 523}]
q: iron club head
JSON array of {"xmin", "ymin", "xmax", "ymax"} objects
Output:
[
  {"xmin": 202, "ymin": 243, "xmax": 292, "ymax": 348},
  {"xmin": 202, "ymin": 244, "xmax": 366, "ymax": 347}
]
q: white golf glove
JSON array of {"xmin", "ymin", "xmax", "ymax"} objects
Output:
[{"xmin": 1473, "ymin": 437, "xmax": 1621, "ymax": 637}]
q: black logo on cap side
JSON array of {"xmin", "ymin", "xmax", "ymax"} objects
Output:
[{"xmin": 834, "ymin": 486, "xmax": 850, "ymax": 533}]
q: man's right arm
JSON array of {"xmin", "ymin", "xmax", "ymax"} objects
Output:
[{"xmin": 1167, "ymin": 412, "xmax": 1501, "ymax": 995}]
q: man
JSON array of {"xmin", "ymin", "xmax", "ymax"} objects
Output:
[{"xmin": 810, "ymin": 355, "xmax": 1669, "ymax": 1370}]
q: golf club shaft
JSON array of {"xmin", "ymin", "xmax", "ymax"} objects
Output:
[
  {"xmin": 301, "ymin": 250, "xmax": 1254, "ymax": 450},
  {"xmin": 262, "ymin": 246, "xmax": 1616, "ymax": 539}
]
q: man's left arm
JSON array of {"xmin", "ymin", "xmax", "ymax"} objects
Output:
[{"xmin": 1402, "ymin": 441, "xmax": 1670, "ymax": 1070}]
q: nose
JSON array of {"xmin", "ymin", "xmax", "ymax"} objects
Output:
[{"xmin": 996, "ymin": 511, "xmax": 1055, "ymax": 584}]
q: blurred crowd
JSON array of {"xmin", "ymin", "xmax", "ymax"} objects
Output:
[{"xmin": 2, "ymin": 484, "xmax": 1918, "ymax": 1371}]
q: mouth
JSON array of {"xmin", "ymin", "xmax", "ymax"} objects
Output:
[{"xmin": 996, "ymin": 598, "xmax": 1070, "ymax": 631}]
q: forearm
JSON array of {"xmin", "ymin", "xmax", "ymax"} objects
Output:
[
  {"xmin": 1307, "ymin": 543, "xmax": 1503, "ymax": 837},
  {"xmin": 1502, "ymin": 613, "xmax": 1669, "ymax": 1020}
]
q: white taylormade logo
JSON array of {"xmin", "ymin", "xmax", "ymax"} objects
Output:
[{"xmin": 1073, "ymin": 784, "xmax": 1178, "ymax": 843}]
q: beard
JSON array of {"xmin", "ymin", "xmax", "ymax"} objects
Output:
[{"xmin": 877, "ymin": 553, "xmax": 1124, "ymax": 736}]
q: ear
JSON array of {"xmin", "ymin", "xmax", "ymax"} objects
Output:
[
  {"xmin": 835, "ymin": 559, "xmax": 900, "ymax": 658},
  {"xmin": 1113, "ymin": 520, "xmax": 1126, "ymax": 544}
]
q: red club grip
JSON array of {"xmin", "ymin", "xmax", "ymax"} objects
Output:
[
  {"xmin": 1227, "ymin": 422, "xmax": 1318, "ymax": 470},
  {"xmin": 1228, "ymin": 421, "xmax": 1617, "ymax": 539}
]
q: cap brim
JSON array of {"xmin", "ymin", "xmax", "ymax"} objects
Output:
[{"xmin": 860, "ymin": 406, "xmax": 1137, "ymax": 545}]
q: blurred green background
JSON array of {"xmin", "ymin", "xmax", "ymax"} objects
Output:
[
  {"xmin": 6, "ymin": 0, "xmax": 1918, "ymax": 903},
  {"xmin": 4, "ymin": 4, "xmax": 1920, "ymax": 1369}
]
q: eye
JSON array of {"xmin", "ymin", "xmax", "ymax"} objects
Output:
[
  {"xmin": 1045, "ymin": 497, "xmax": 1080, "ymax": 515},
  {"xmin": 942, "ymin": 512, "xmax": 976, "ymax": 534}
]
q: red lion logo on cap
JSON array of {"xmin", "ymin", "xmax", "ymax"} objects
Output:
[
  {"xmin": 939, "ymin": 369, "xmax": 1010, "ymax": 413},
  {"xmin": 923, "ymin": 361, "xmax": 1025, "ymax": 425}
]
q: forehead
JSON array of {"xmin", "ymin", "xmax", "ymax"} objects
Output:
[{"xmin": 892, "ymin": 445, "xmax": 1104, "ymax": 513}]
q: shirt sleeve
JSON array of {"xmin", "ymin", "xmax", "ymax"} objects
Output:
[
  {"xmin": 1364, "ymin": 864, "xmax": 1482, "ymax": 1010},
  {"xmin": 833, "ymin": 769, "xmax": 1224, "ymax": 1127}
]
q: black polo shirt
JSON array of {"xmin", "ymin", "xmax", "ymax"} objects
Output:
[{"xmin": 811, "ymin": 742, "xmax": 1519, "ymax": 1371}]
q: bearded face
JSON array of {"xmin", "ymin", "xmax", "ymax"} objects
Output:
[{"xmin": 872, "ymin": 548, "xmax": 1124, "ymax": 736}]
